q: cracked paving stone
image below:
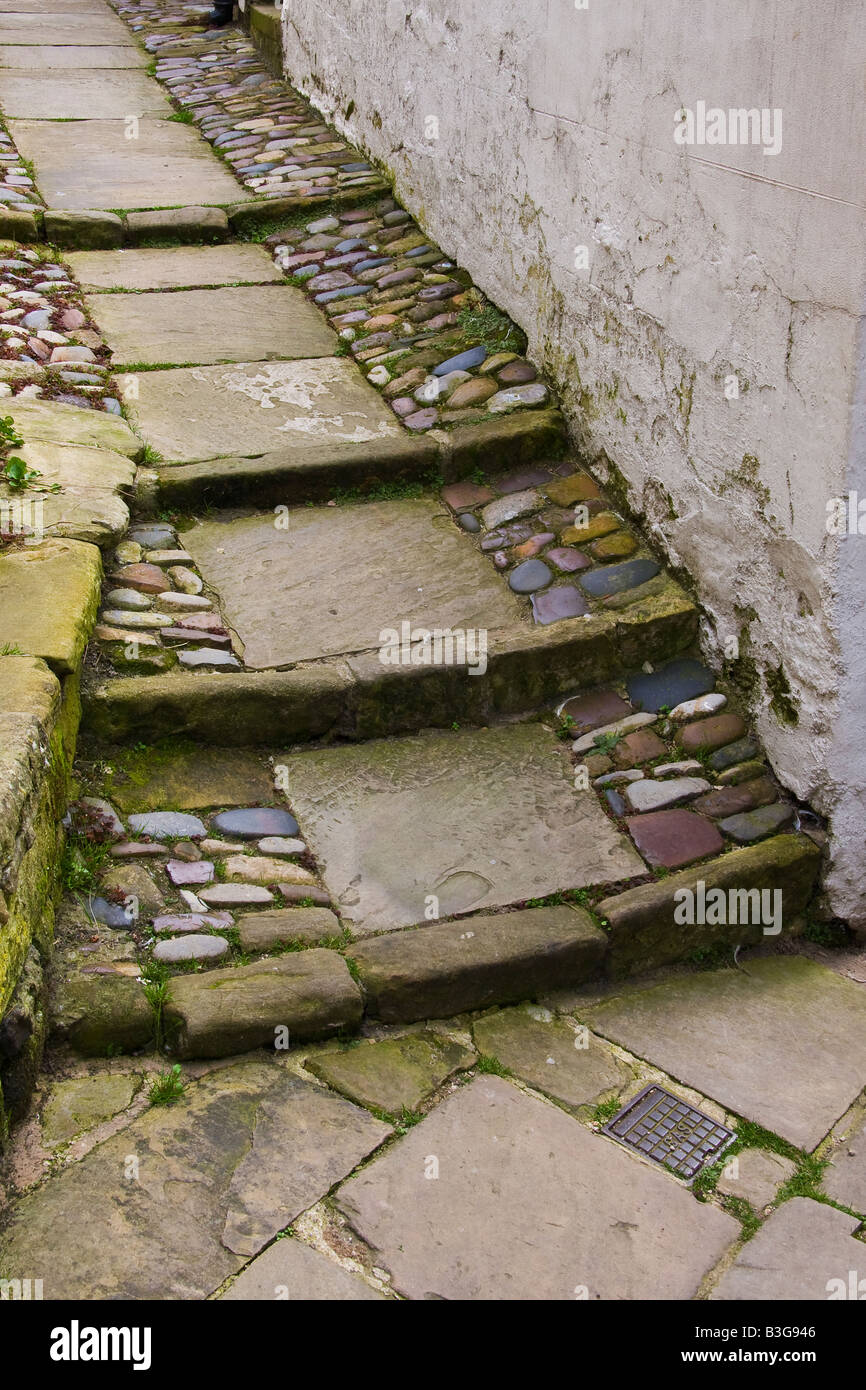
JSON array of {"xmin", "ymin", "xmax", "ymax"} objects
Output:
[
  {"xmin": 306, "ymin": 1031, "xmax": 475, "ymax": 1115},
  {"xmin": 472, "ymin": 1007, "xmax": 632, "ymax": 1112}
]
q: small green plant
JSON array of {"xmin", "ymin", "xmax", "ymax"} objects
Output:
[
  {"xmin": 140, "ymin": 958, "xmax": 171, "ymax": 1049},
  {"xmin": 167, "ymin": 110, "xmax": 194, "ymax": 124},
  {"xmin": 555, "ymin": 713, "xmax": 576, "ymax": 741},
  {"xmin": 60, "ymin": 799, "xmax": 117, "ymax": 893},
  {"xmin": 457, "ymin": 290, "xmax": 525, "ymax": 355},
  {"xmin": 0, "ymin": 415, "xmax": 23, "ymax": 449},
  {"xmin": 591, "ymin": 1095, "xmax": 623, "ymax": 1125},
  {"xmin": 591, "ymin": 731, "xmax": 624, "ymax": 755},
  {"xmin": 476, "ymin": 1054, "xmax": 511, "ymax": 1077},
  {"xmin": 148, "ymin": 1064, "xmax": 184, "ymax": 1106},
  {"xmin": 0, "ymin": 642, "xmax": 22, "ymax": 656},
  {"xmin": 3, "ymin": 457, "xmax": 41, "ymax": 491}
]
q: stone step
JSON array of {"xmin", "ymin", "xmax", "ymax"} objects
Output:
[
  {"xmin": 145, "ymin": 403, "xmax": 566, "ymax": 510},
  {"xmin": 598, "ymin": 833, "xmax": 822, "ymax": 976},
  {"xmin": 347, "ymin": 906, "xmax": 608, "ymax": 1023},
  {"xmin": 83, "ymin": 491, "xmax": 696, "ymax": 741},
  {"xmin": 164, "ymin": 951, "xmax": 363, "ymax": 1059}
]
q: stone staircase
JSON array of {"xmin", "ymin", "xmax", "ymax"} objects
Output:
[{"xmin": 0, "ymin": 0, "xmax": 824, "ymax": 1098}]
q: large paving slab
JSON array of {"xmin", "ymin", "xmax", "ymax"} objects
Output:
[
  {"xmin": 9, "ymin": 118, "xmax": 247, "ymax": 209},
  {"xmin": 0, "ymin": 0, "xmax": 112, "ymax": 10},
  {"xmin": 337, "ymin": 1075, "xmax": 738, "ymax": 1300},
  {"xmin": 69, "ymin": 243, "xmax": 283, "ymax": 292},
  {"xmin": 584, "ymin": 957, "xmax": 866, "ymax": 1150},
  {"xmin": 283, "ymin": 724, "xmax": 645, "ymax": 933},
  {"xmin": 126, "ymin": 358, "xmax": 403, "ymax": 464},
  {"xmin": 0, "ymin": 1061, "xmax": 390, "ymax": 1298},
  {"xmin": 0, "ymin": 43, "xmax": 149, "ymax": 67},
  {"xmin": 0, "ymin": 69, "xmax": 171, "ymax": 118},
  {"xmin": 0, "ymin": 12, "xmax": 133, "ymax": 43},
  {"xmin": 220, "ymin": 1238, "xmax": 385, "ymax": 1301},
  {"xmin": 185, "ymin": 498, "xmax": 521, "ymax": 668},
  {"xmin": 711, "ymin": 1199, "xmax": 866, "ymax": 1300},
  {"xmin": 823, "ymin": 1112, "xmax": 866, "ymax": 1214},
  {"xmin": 89, "ymin": 286, "xmax": 337, "ymax": 368}
]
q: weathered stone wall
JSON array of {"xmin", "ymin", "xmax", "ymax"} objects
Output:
[{"xmin": 277, "ymin": 0, "xmax": 866, "ymax": 925}]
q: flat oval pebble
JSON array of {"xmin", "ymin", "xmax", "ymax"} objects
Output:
[
  {"xmin": 153, "ymin": 934, "xmax": 229, "ymax": 963},
  {"xmin": 488, "ymin": 383, "xmax": 549, "ymax": 412},
  {"xmin": 669, "ymin": 693, "xmax": 727, "ymax": 721},
  {"xmin": 625, "ymin": 777, "xmax": 711, "ymax": 814},
  {"xmin": 257, "ymin": 837, "xmax": 306, "ymax": 856},
  {"xmin": 153, "ymin": 912, "xmax": 234, "ymax": 934},
  {"xmin": 199, "ymin": 884, "xmax": 274, "ymax": 905},
  {"xmin": 432, "ymin": 346, "xmax": 488, "ymax": 375},
  {"xmin": 224, "ymin": 854, "xmax": 315, "ymax": 886},
  {"xmin": 128, "ymin": 811, "xmax": 206, "ymax": 840},
  {"xmin": 509, "ymin": 558, "xmax": 552, "ymax": 593},
  {"xmin": 211, "ymin": 807, "xmax": 300, "ymax": 839},
  {"xmin": 104, "ymin": 588, "xmax": 151, "ymax": 611},
  {"xmin": 165, "ymin": 859, "xmax": 214, "ymax": 886}
]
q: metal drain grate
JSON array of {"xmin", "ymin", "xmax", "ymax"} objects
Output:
[{"xmin": 603, "ymin": 1084, "xmax": 735, "ymax": 1180}]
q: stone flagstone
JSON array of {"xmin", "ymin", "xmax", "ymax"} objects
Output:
[
  {"xmin": 69, "ymin": 243, "xmax": 284, "ymax": 293},
  {"xmin": 823, "ymin": 1112, "xmax": 866, "ymax": 1213},
  {"xmin": 283, "ymin": 724, "xmax": 644, "ymax": 933},
  {"xmin": 471, "ymin": 1007, "xmax": 633, "ymax": 1112},
  {"xmin": 0, "ymin": 44, "xmax": 148, "ymax": 69},
  {"xmin": 337, "ymin": 1075, "xmax": 738, "ymax": 1300},
  {"xmin": 185, "ymin": 498, "xmax": 521, "ymax": 669},
  {"xmin": 711, "ymin": 1199, "xmax": 865, "ymax": 1301},
  {"xmin": 0, "ymin": 1062, "xmax": 388, "ymax": 1297},
  {"xmin": 125, "ymin": 358, "xmax": 402, "ymax": 465},
  {"xmin": 584, "ymin": 957, "xmax": 866, "ymax": 1149},
  {"xmin": 305, "ymin": 1031, "xmax": 475, "ymax": 1116},
  {"xmin": 89, "ymin": 286, "xmax": 336, "ymax": 368},
  {"xmin": 220, "ymin": 1238, "xmax": 385, "ymax": 1301},
  {"xmin": 0, "ymin": 70, "xmax": 171, "ymax": 119},
  {"xmin": 9, "ymin": 118, "xmax": 248, "ymax": 210}
]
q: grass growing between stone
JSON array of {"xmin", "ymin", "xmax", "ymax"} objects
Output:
[{"xmin": 147, "ymin": 1063, "xmax": 184, "ymax": 1106}]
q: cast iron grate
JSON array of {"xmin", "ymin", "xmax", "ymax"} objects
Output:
[{"xmin": 603, "ymin": 1084, "xmax": 735, "ymax": 1180}]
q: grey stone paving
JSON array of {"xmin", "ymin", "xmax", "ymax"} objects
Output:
[
  {"xmin": 283, "ymin": 724, "xmax": 645, "ymax": 933},
  {"xmin": 0, "ymin": 69, "xmax": 171, "ymax": 118},
  {"xmin": 125, "ymin": 358, "xmax": 402, "ymax": 463},
  {"xmin": 184, "ymin": 497, "xmax": 520, "ymax": 668},
  {"xmin": 823, "ymin": 1112, "xmax": 866, "ymax": 1214},
  {"xmin": 220, "ymin": 1238, "xmax": 386, "ymax": 1301},
  {"xmin": 338, "ymin": 1075, "xmax": 739, "ymax": 1300},
  {"xmin": 472, "ymin": 1006, "xmax": 633, "ymax": 1111},
  {"xmin": 0, "ymin": 1061, "xmax": 389, "ymax": 1298},
  {"xmin": 90, "ymin": 286, "xmax": 337, "ymax": 368},
  {"xmin": 70, "ymin": 243, "xmax": 283, "ymax": 292},
  {"xmin": 0, "ymin": 14, "xmax": 132, "ymax": 44},
  {"xmin": 715, "ymin": 1146, "xmax": 797, "ymax": 1210},
  {"xmin": 9, "ymin": 118, "xmax": 247, "ymax": 209},
  {"xmin": 711, "ymin": 1198, "xmax": 866, "ymax": 1300},
  {"xmin": 584, "ymin": 957, "xmax": 866, "ymax": 1150},
  {"xmin": 0, "ymin": 44, "xmax": 148, "ymax": 68}
]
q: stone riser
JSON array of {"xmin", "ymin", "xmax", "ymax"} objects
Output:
[
  {"xmin": 63, "ymin": 833, "xmax": 821, "ymax": 1060},
  {"xmin": 82, "ymin": 589, "xmax": 697, "ymax": 744},
  {"xmin": 149, "ymin": 409, "xmax": 568, "ymax": 510}
]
